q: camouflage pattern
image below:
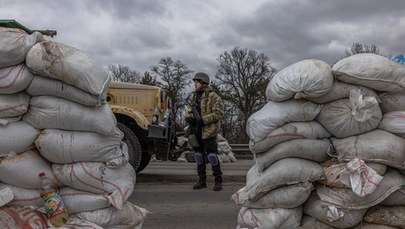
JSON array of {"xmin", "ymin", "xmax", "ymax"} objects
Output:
[{"xmin": 188, "ymin": 85, "xmax": 224, "ymax": 139}]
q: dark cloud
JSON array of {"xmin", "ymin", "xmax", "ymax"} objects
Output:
[{"xmin": 1, "ymin": 0, "xmax": 405, "ymax": 74}]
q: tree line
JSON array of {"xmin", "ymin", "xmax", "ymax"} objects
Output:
[{"xmin": 109, "ymin": 43, "xmax": 382, "ymax": 144}]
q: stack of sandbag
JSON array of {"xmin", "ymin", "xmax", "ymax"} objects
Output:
[
  {"xmin": 233, "ymin": 54, "xmax": 405, "ymax": 228},
  {"xmin": 217, "ymin": 134, "xmax": 237, "ymax": 163},
  {"xmin": 0, "ymin": 28, "xmax": 148, "ymax": 228}
]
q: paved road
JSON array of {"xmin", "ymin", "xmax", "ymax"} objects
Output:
[{"xmin": 129, "ymin": 159, "xmax": 254, "ymax": 229}]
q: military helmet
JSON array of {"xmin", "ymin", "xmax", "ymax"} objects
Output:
[{"xmin": 193, "ymin": 72, "xmax": 210, "ymax": 84}]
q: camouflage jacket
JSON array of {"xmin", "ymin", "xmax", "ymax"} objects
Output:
[{"xmin": 187, "ymin": 85, "xmax": 224, "ymax": 139}]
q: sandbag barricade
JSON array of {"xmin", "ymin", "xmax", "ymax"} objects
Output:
[
  {"xmin": 235, "ymin": 53, "xmax": 405, "ymax": 228},
  {"xmin": 0, "ymin": 29, "xmax": 147, "ymax": 228}
]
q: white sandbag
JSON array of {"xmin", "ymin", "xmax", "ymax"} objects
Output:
[
  {"xmin": 48, "ymin": 218, "xmax": 103, "ymax": 229},
  {"xmin": 380, "ymin": 188, "xmax": 405, "ymax": 206},
  {"xmin": 255, "ymin": 138, "xmax": 332, "ymax": 173},
  {"xmin": 331, "ymin": 130, "xmax": 405, "ymax": 169},
  {"xmin": 0, "ymin": 150, "xmax": 59, "ymax": 189},
  {"xmin": 0, "ymin": 121, "xmax": 40, "ymax": 156},
  {"xmin": 247, "ymin": 100, "xmax": 322, "ymax": 143},
  {"xmin": 26, "ymin": 41, "xmax": 111, "ymax": 97},
  {"xmin": 300, "ymin": 215, "xmax": 337, "ymax": 229},
  {"xmin": 304, "ymin": 193, "xmax": 368, "ymax": 228},
  {"xmin": 73, "ymin": 202, "xmax": 148, "ymax": 229},
  {"xmin": 316, "ymin": 91, "xmax": 382, "ymax": 138},
  {"xmin": 35, "ymin": 129, "xmax": 128, "ymax": 168},
  {"xmin": 364, "ymin": 205, "xmax": 405, "ymax": 229},
  {"xmin": 332, "ymin": 53, "xmax": 405, "ymax": 92},
  {"xmin": 353, "ymin": 222, "xmax": 401, "ymax": 229},
  {"xmin": 0, "ymin": 186, "xmax": 13, "ymax": 207},
  {"xmin": 0, "ymin": 206, "xmax": 48, "ymax": 229},
  {"xmin": 52, "ymin": 162, "xmax": 135, "ymax": 209},
  {"xmin": 245, "ymin": 158, "xmax": 324, "ymax": 201},
  {"xmin": 378, "ymin": 111, "xmax": 405, "ymax": 136},
  {"xmin": 320, "ymin": 159, "xmax": 387, "ymax": 189},
  {"xmin": 0, "ymin": 27, "xmax": 44, "ymax": 68},
  {"xmin": 60, "ymin": 187, "xmax": 110, "ymax": 214},
  {"xmin": 23, "ymin": 96, "xmax": 121, "ymax": 137},
  {"xmin": 237, "ymin": 206, "xmax": 302, "ymax": 229},
  {"xmin": 249, "ymin": 121, "xmax": 331, "ymax": 153},
  {"xmin": 317, "ymin": 169, "xmax": 404, "ymax": 210},
  {"xmin": 0, "ymin": 92, "xmax": 30, "ymax": 118},
  {"xmin": 26, "ymin": 75, "xmax": 106, "ymax": 106},
  {"xmin": 0, "ymin": 183, "xmax": 42, "ymax": 207},
  {"xmin": 0, "ymin": 64, "xmax": 33, "ymax": 94},
  {"xmin": 232, "ymin": 181, "xmax": 312, "ymax": 209},
  {"xmin": 266, "ymin": 59, "xmax": 334, "ymax": 101},
  {"xmin": 305, "ymin": 80, "xmax": 379, "ymax": 104},
  {"xmin": 379, "ymin": 91, "xmax": 405, "ymax": 113}
]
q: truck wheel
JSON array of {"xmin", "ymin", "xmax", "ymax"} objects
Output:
[
  {"xmin": 117, "ymin": 122, "xmax": 142, "ymax": 172},
  {"xmin": 137, "ymin": 151, "xmax": 151, "ymax": 172}
]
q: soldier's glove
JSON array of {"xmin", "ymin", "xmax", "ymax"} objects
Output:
[{"xmin": 185, "ymin": 117, "xmax": 196, "ymax": 125}]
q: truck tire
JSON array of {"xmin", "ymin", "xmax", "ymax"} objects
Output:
[
  {"xmin": 137, "ymin": 151, "xmax": 151, "ymax": 172},
  {"xmin": 117, "ymin": 122, "xmax": 142, "ymax": 172}
]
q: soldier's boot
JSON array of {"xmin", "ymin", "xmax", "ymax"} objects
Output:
[
  {"xmin": 193, "ymin": 177, "xmax": 207, "ymax": 189},
  {"xmin": 193, "ymin": 152, "xmax": 207, "ymax": 190},
  {"xmin": 208, "ymin": 153, "xmax": 223, "ymax": 191}
]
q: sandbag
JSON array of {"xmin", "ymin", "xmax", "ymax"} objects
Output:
[
  {"xmin": 52, "ymin": 162, "xmax": 135, "ymax": 209},
  {"xmin": 23, "ymin": 96, "xmax": 121, "ymax": 137},
  {"xmin": 255, "ymin": 138, "xmax": 332, "ymax": 173},
  {"xmin": 352, "ymin": 222, "xmax": 400, "ymax": 229},
  {"xmin": 378, "ymin": 111, "xmax": 405, "ymax": 136},
  {"xmin": 331, "ymin": 130, "xmax": 405, "ymax": 169},
  {"xmin": 245, "ymin": 158, "xmax": 325, "ymax": 201},
  {"xmin": 300, "ymin": 215, "xmax": 337, "ymax": 229},
  {"xmin": 320, "ymin": 159, "xmax": 387, "ymax": 189},
  {"xmin": 0, "ymin": 150, "xmax": 59, "ymax": 189},
  {"xmin": 59, "ymin": 187, "xmax": 110, "ymax": 214},
  {"xmin": 0, "ymin": 183, "xmax": 42, "ymax": 207},
  {"xmin": 0, "ymin": 121, "xmax": 40, "ymax": 156},
  {"xmin": 380, "ymin": 188, "xmax": 405, "ymax": 206},
  {"xmin": 237, "ymin": 206, "xmax": 302, "ymax": 229},
  {"xmin": 26, "ymin": 41, "xmax": 110, "ymax": 97},
  {"xmin": 364, "ymin": 205, "xmax": 405, "ymax": 229},
  {"xmin": 379, "ymin": 91, "xmax": 405, "ymax": 113},
  {"xmin": 316, "ymin": 169, "xmax": 404, "ymax": 210},
  {"xmin": 0, "ymin": 64, "xmax": 33, "ymax": 94},
  {"xmin": 35, "ymin": 129, "xmax": 128, "ymax": 168},
  {"xmin": 0, "ymin": 206, "xmax": 48, "ymax": 229},
  {"xmin": 306, "ymin": 80, "xmax": 379, "ymax": 104},
  {"xmin": 49, "ymin": 218, "xmax": 103, "ymax": 229},
  {"xmin": 0, "ymin": 92, "xmax": 30, "ymax": 118},
  {"xmin": 332, "ymin": 53, "xmax": 405, "ymax": 92},
  {"xmin": 0, "ymin": 27, "xmax": 44, "ymax": 68},
  {"xmin": 266, "ymin": 59, "xmax": 333, "ymax": 101},
  {"xmin": 73, "ymin": 202, "xmax": 148, "ymax": 229},
  {"xmin": 304, "ymin": 193, "xmax": 368, "ymax": 228},
  {"xmin": 232, "ymin": 181, "xmax": 313, "ymax": 209},
  {"xmin": 247, "ymin": 100, "xmax": 322, "ymax": 143},
  {"xmin": 249, "ymin": 121, "xmax": 331, "ymax": 153},
  {"xmin": 316, "ymin": 91, "xmax": 382, "ymax": 138},
  {"xmin": 26, "ymin": 75, "xmax": 106, "ymax": 107}
]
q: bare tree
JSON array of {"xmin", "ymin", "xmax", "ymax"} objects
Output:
[
  {"xmin": 215, "ymin": 47, "xmax": 275, "ymax": 143},
  {"xmin": 343, "ymin": 42, "xmax": 381, "ymax": 58},
  {"xmin": 150, "ymin": 57, "xmax": 193, "ymax": 122},
  {"xmin": 108, "ymin": 64, "xmax": 142, "ymax": 83},
  {"xmin": 140, "ymin": 71, "xmax": 160, "ymax": 86}
]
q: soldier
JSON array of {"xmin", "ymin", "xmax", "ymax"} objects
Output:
[{"xmin": 185, "ymin": 72, "xmax": 224, "ymax": 191}]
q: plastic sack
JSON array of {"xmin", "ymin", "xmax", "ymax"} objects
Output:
[{"xmin": 391, "ymin": 54, "xmax": 405, "ymax": 65}]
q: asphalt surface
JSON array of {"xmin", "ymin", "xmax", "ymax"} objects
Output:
[
  {"xmin": 132, "ymin": 159, "xmax": 254, "ymax": 229},
  {"xmin": 136, "ymin": 159, "xmax": 254, "ymax": 184}
]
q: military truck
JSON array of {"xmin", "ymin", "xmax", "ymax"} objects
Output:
[
  {"xmin": 107, "ymin": 81, "xmax": 177, "ymax": 172},
  {"xmin": 0, "ymin": 19, "xmax": 178, "ymax": 173}
]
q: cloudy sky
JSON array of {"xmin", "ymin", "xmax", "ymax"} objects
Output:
[{"xmin": 1, "ymin": 0, "xmax": 405, "ymax": 77}]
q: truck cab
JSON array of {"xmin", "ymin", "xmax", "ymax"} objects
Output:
[{"xmin": 107, "ymin": 81, "xmax": 177, "ymax": 172}]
